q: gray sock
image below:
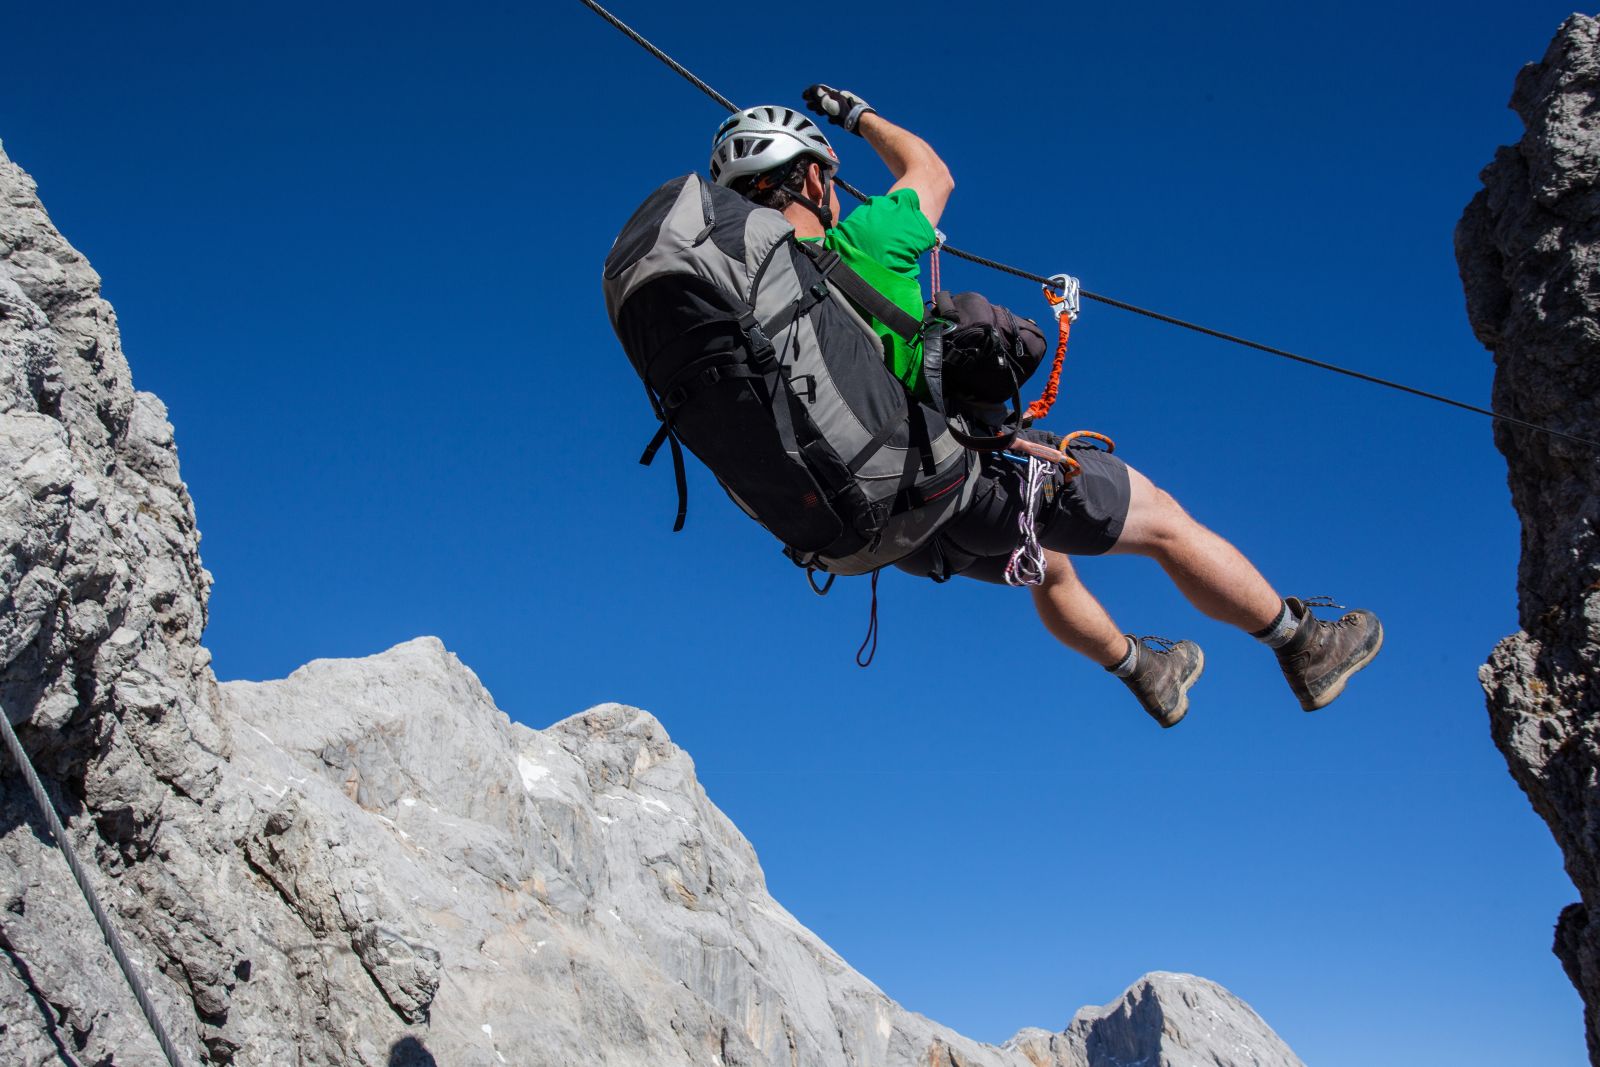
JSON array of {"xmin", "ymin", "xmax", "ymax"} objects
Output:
[
  {"xmin": 1106, "ymin": 636, "xmax": 1138, "ymax": 678},
  {"xmin": 1252, "ymin": 601, "xmax": 1300, "ymax": 649}
]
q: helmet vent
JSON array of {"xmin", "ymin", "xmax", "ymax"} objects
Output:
[{"xmin": 707, "ymin": 106, "xmax": 836, "ymax": 189}]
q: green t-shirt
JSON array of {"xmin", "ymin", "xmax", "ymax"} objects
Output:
[{"xmin": 803, "ymin": 188, "xmax": 938, "ymax": 398}]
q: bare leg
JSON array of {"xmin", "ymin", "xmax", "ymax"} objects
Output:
[
  {"xmin": 1031, "ymin": 549, "xmax": 1129, "ymax": 666},
  {"xmin": 1108, "ymin": 465, "xmax": 1281, "ymax": 633}
]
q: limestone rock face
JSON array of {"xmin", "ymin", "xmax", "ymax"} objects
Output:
[
  {"xmin": 1458, "ymin": 14, "xmax": 1600, "ymax": 1065},
  {"xmin": 1007, "ymin": 972, "xmax": 1304, "ymax": 1067},
  {"xmin": 0, "ymin": 137, "xmax": 1304, "ymax": 1067},
  {"xmin": 1, "ymin": 137, "xmax": 234, "ymax": 1064}
]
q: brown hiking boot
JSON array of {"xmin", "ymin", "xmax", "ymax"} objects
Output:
[
  {"xmin": 1116, "ymin": 637, "xmax": 1204, "ymax": 728},
  {"xmin": 1275, "ymin": 597, "xmax": 1384, "ymax": 711}
]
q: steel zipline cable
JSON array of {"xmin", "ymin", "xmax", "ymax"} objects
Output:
[
  {"xmin": 0, "ymin": 703, "xmax": 190, "ymax": 1067},
  {"xmin": 577, "ymin": 0, "xmax": 1600, "ymax": 453}
]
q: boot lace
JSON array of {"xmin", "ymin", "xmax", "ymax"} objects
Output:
[{"xmin": 1295, "ymin": 595, "xmax": 1369, "ymax": 631}]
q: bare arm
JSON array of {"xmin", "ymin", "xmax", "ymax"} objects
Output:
[{"xmin": 856, "ymin": 112, "xmax": 953, "ymax": 229}]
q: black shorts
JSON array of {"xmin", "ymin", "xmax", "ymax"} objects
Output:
[{"xmin": 893, "ymin": 441, "xmax": 1131, "ymax": 585}]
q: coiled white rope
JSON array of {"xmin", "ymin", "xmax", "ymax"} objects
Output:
[{"xmin": 1004, "ymin": 456, "xmax": 1052, "ymax": 587}]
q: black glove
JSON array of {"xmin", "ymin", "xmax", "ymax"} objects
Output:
[{"xmin": 802, "ymin": 84, "xmax": 875, "ymax": 134}]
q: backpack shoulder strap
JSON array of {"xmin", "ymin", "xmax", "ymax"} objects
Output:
[{"xmin": 794, "ymin": 241, "xmax": 924, "ymax": 343}]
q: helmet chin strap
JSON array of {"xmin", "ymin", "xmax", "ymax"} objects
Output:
[
  {"xmin": 785, "ymin": 186, "xmax": 834, "ymax": 230},
  {"xmin": 782, "ymin": 163, "xmax": 835, "ymax": 230}
]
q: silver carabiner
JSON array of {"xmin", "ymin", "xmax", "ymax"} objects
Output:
[{"xmin": 1046, "ymin": 272, "xmax": 1081, "ymax": 322}]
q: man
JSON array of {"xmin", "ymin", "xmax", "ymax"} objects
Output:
[{"xmin": 708, "ymin": 87, "xmax": 1383, "ymax": 727}]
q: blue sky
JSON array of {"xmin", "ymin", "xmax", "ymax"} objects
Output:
[{"xmin": 4, "ymin": 2, "xmax": 1587, "ymax": 1063}]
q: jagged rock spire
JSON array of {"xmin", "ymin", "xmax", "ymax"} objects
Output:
[{"xmin": 1460, "ymin": 13, "xmax": 1600, "ymax": 1065}]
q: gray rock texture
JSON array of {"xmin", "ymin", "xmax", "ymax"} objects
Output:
[
  {"xmin": 0, "ymin": 136, "xmax": 1304, "ymax": 1067},
  {"xmin": 1458, "ymin": 13, "xmax": 1600, "ymax": 1066}
]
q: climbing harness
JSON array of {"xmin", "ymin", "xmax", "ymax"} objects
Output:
[
  {"xmin": 0, "ymin": 702, "xmax": 190, "ymax": 1067},
  {"xmin": 576, "ymin": 0, "xmax": 1600, "ymax": 454}
]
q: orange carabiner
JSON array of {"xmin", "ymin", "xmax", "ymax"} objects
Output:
[{"xmin": 1060, "ymin": 429, "xmax": 1115, "ymax": 454}]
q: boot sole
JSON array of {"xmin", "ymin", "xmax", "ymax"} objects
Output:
[
  {"xmin": 1301, "ymin": 622, "xmax": 1384, "ymax": 712},
  {"xmin": 1159, "ymin": 646, "xmax": 1205, "ymax": 728}
]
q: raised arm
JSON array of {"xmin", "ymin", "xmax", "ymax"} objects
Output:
[
  {"xmin": 802, "ymin": 84, "xmax": 954, "ymax": 229},
  {"xmin": 857, "ymin": 112, "xmax": 954, "ymax": 229}
]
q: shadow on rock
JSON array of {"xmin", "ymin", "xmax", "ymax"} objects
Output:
[
  {"xmin": 0, "ymin": 930, "xmax": 78, "ymax": 1065},
  {"xmin": 388, "ymin": 1036, "xmax": 438, "ymax": 1066}
]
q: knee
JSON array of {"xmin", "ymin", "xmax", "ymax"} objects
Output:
[
  {"xmin": 1120, "ymin": 473, "xmax": 1197, "ymax": 553},
  {"xmin": 1145, "ymin": 484, "xmax": 1191, "ymax": 535}
]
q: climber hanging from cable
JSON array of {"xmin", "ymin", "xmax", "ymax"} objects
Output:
[{"xmin": 602, "ymin": 85, "xmax": 1383, "ymax": 726}]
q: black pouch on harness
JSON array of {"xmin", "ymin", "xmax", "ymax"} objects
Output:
[
  {"xmin": 921, "ymin": 291, "xmax": 1048, "ymax": 450},
  {"xmin": 931, "ymin": 291, "xmax": 1048, "ymax": 406}
]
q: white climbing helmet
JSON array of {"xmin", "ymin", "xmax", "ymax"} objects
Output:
[{"xmin": 709, "ymin": 106, "xmax": 837, "ymax": 189}]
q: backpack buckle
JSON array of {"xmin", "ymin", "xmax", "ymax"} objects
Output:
[{"xmin": 746, "ymin": 321, "xmax": 773, "ymax": 354}]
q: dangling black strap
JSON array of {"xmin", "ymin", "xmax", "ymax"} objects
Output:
[
  {"xmin": 665, "ymin": 433, "xmax": 687, "ymax": 531},
  {"xmin": 856, "ymin": 569, "xmax": 881, "ymax": 668},
  {"xmin": 639, "ymin": 415, "xmax": 689, "ymax": 532},
  {"xmin": 807, "ymin": 569, "xmax": 835, "ymax": 596},
  {"xmin": 640, "ymin": 421, "xmax": 671, "ymax": 465}
]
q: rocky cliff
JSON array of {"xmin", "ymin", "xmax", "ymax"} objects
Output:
[
  {"xmin": 1459, "ymin": 13, "xmax": 1600, "ymax": 1066},
  {"xmin": 0, "ymin": 139, "xmax": 1305, "ymax": 1066}
]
